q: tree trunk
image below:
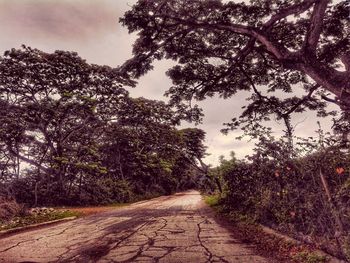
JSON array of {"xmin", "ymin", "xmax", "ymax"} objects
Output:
[
  {"xmin": 34, "ymin": 181, "xmax": 38, "ymax": 207},
  {"xmin": 117, "ymin": 146, "xmax": 125, "ymax": 180}
]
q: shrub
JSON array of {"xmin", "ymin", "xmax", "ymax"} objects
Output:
[
  {"xmin": 218, "ymin": 145, "xmax": 350, "ymax": 260},
  {"xmin": 0, "ymin": 197, "xmax": 27, "ymax": 221}
]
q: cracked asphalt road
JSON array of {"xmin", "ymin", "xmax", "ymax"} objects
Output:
[{"xmin": 0, "ymin": 190, "xmax": 269, "ymax": 263}]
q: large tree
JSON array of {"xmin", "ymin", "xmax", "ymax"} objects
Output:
[
  {"xmin": 0, "ymin": 46, "xmax": 208, "ymax": 204},
  {"xmin": 120, "ymin": 0, "xmax": 350, "ymax": 124},
  {"xmin": 0, "ymin": 46, "xmax": 133, "ymax": 203}
]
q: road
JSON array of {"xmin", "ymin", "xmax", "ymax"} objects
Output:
[{"xmin": 0, "ymin": 190, "xmax": 269, "ymax": 263}]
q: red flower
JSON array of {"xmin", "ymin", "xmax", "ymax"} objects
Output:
[{"xmin": 336, "ymin": 167, "xmax": 345, "ymax": 175}]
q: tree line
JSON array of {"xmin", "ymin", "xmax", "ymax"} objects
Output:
[{"xmin": 0, "ymin": 47, "xmax": 208, "ymax": 206}]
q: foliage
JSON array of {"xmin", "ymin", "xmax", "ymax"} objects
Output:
[
  {"xmin": 120, "ymin": 0, "xmax": 350, "ymax": 134},
  {"xmin": 206, "ymin": 194, "xmax": 330, "ymax": 263},
  {"xmin": 212, "ymin": 132, "xmax": 350, "ymax": 260},
  {"xmin": 291, "ymin": 251, "xmax": 328, "ymax": 263},
  {"xmin": 0, "ymin": 197, "xmax": 26, "ymax": 221},
  {"xmin": 203, "ymin": 194, "xmax": 220, "ymax": 207},
  {"xmin": 0, "ymin": 47, "xmax": 208, "ymax": 206}
]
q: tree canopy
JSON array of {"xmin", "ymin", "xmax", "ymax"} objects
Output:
[
  {"xmin": 0, "ymin": 47, "xmax": 208, "ymax": 205},
  {"xmin": 120, "ymin": 0, "xmax": 350, "ymax": 133}
]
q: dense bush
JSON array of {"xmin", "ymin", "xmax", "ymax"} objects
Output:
[{"xmin": 215, "ymin": 139, "xmax": 350, "ymax": 260}]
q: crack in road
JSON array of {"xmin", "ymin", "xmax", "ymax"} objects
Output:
[
  {"xmin": 0, "ymin": 225, "xmax": 72, "ymax": 253},
  {"xmin": 0, "ymin": 191, "xmax": 269, "ymax": 263},
  {"xmin": 197, "ymin": 219, "xmax": 214, "ymax": 263}
]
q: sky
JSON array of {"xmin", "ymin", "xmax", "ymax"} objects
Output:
[{"xmin": 0, "ymin": 0, "xmax": 337, "ymax": 165}]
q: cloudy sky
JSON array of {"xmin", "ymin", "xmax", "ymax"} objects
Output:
[{"xmin": 0, "ymin": 0, "xmax": 337, "ymax": 165}]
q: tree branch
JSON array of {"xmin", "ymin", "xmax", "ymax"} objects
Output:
[
  {"xmin": 197, "ymin": 38, "xmax": 256, "ymax": 97},
  {"xmin": 282, "ymin": 84, "xmax": 320, "ymax": 117},
  {"xmin": 341, "ymin": 52, "xmax": 350, "ymax": 72},
  {"xmin": 120, "ymin": 28, "xmax": 191, "ymax": 76},
  {"xmin": 160, "ymin": 15, "xmax": 289, "ymax": 60},
  {"xmin": 239, "ymin": 65, "xmax": 269, "ymax": 102},
  {"xmin": 6, "ymin": 144, "xmax": 51, "ymax": 173},
  {"xmin": 264, "ymin": 0, "xmax": 317, "ymax": 30},
  {"xmin": 303, "ymin": 0, "xmax": 330, "ymax": 51}
]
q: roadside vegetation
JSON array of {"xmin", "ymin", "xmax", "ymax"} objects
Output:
[
  {"xmin": 0, "ymin": 209, "xmax": 80, "ymax": 231},
  {"xmin": 206, "ymin": 195, "xmax": 329, "ymax": 263},
  {"xmin": 205, "ymin": 130, "xmax": 350, "ymax": 261}
]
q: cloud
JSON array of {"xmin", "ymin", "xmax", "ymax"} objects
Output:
[
  {"xmin": 0, "ymin": 0, "xmax": 137, "ymax": 66},
  {"xmin": 0, "ymin": 0, "xmax": 124, "ymax": 41}
]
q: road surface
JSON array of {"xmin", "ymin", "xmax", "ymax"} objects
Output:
[{"xmin": 0, "ymin": 190, "xmax": 269, "ymax": 263}]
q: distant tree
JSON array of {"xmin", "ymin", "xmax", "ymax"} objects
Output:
[
  {"xmin": 101, "ymin": 100, "xmax": 207, "ymax": 194},
  {"xmin": 101, "ymin": 97, "xmax": 180, "ymax": 192},
  {"xmin": 178, "ymin": 128, "xmax": 207, "ymax": 165},
  {"xmin": 120, "ymin": 0, "xmax": 350, "ymax": 133}
]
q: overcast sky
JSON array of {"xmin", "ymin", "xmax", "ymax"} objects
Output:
[{"xmin": 0, "ymin": 0, "xmax": 337, "ymax": 165}]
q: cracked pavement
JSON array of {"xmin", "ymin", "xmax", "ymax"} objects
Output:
[{"xmin": 0, "ymin": 190, "xmax": 269, "ymax": 263}]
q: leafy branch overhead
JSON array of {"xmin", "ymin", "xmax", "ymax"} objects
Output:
[{"xmin": 120, "ymin": 0, "xmax": 350, "ymax": 130}]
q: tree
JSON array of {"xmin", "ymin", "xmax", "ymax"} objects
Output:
[
  {"xmin": 101, "ymin": 97, "xmax": 181, "ymax": 192},
  {"xmin": 0, "ymin": 46, "xmax": 132, "ymax": 203},
  {"xmin": 101, "ymin": 100, "xmax": 208, "ymax": 195},
  {"xmin": 0, "ymin": 46, "xmax": 209, "ymax": 204},
  {"xmin": 120, "ymin": 0, "xmax": 350, "ymax": 128}
]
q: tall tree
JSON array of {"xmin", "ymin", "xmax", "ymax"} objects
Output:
[
  {"xmin": 0, "ymin": 46, "xmax": 209, "ymax": 204},
  {"xmin": 120, "ymin": 0, "xmax": 350, "ymax": 124},
  {"xmin": 0, "ymin": 46, "xmax": 132, "ymax": 201}
]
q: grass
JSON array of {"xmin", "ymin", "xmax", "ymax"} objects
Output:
[
  {"xmin": 203, "ymin": 194, "xmax": 220, "ymax": 207},
  {"xmin": 292, "ymin": 251, "xmax": 328, "ymax": 263},
  {"xmin": 56, "ymin": 204, "xmax": 128, "ymax": 216},
  {"xmin": 0, "ymin": 210, "xmax": 81, "ymax": 231},
  {"xmin": 204, "ymin": 194, "xmax": 329, "ymax": 263},
  {"xmin": 0, "ymin": 203, "xmax": 128, "ymax": 231}
]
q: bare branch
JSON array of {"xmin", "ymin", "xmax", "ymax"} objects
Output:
[{"xmin": 282, "ymin": 84, "xmax": 320, "ymax": 117}]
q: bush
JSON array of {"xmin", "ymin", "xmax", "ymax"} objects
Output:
[
  {"xmin": 76, "ymin": 178, "xmax": 134, "ymax": 205},
  {"xmin": 0, "ymin": 197, "xmax": 27, "ymax": 221},
  {"xmin": 218, "ymin": 145, "xmax": 350, "ymax": 260}
]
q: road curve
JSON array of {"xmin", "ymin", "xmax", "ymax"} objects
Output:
[{"xmin": 0, "ymin": 190, "xmax": 268, "ymax": 263}]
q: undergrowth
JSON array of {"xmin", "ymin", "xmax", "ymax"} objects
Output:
[{"xmin": 204, "ymin": 194, "xmax": 329, "ymax": 263}]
